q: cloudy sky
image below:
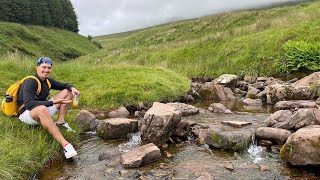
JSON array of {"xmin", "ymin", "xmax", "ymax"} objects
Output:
[{"xmin": 70, "ymin": 0, "xmax": 302, "ymax": 36}]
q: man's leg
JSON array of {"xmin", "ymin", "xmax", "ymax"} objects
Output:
[
  {"xmin": 29, "ymin": 105, "xmax": 69, "ymax": 147},
  {"xmin": 53, "ymin": 89, "xmax": 73, "ymax": 124}
]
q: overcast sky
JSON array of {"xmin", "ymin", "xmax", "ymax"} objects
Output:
[{"xmin": 70, "ymin": 0, "xmax": 302, "ymax": 36}]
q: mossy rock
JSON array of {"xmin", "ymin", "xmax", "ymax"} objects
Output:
[{"xmin": 280, "ymin": 125, "xmax": 320, "ymax": 165}]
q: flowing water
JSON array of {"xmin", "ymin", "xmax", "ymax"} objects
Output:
[{"xmin": 36, "ymin": 101, "xmax": 320, "ymax": 179}]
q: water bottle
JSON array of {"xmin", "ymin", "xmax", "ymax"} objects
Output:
[
  {"xmin": 73, "ymin": 92, "xmax": 79, "ymax": 107},
  {"xmin": 5, "ymin": 94, "xmax": 13, "ymax": 103}
]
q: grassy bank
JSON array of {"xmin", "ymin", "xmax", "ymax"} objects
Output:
[
  {"xmin": 90, "ymin": 0, "xmax": 320, "ymax": 78},
  {"xmin": 0, "ymin": 111, "xmax": 79, "ymax": 179},
  {"xmin": 0, "ymin": 22, "xmax": 99, "ymax": 61},
  {"xmin": 0, "ymin": 53, "xmax": 189, "ymax": 179}
]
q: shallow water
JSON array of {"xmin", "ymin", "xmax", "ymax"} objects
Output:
[
  {"xmin": 189, "ymin": 100, "xmax": 275, "ymax": 114},
  {"xmin": 36, "ymin": 102, "xmax": 320, "ymax": 179}
]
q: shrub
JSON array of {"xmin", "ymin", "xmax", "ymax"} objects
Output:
[
  {"xmin": 93, "ymin": 41, "xmax": 103, "ymax": 49},
  {"xmin": 275, "ymin": 41, "xmax": 320, "ymax": 74}
]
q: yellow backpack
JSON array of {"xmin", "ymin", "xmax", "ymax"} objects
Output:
[{"xmin": 1, "ymin": 76, "xmax": 51, "ymax": 116}]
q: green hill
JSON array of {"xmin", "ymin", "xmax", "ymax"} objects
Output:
[
  {"xmin": 90, "ymin": 0, "xmax": 320, "ymax": 78},
  {"xmin": 0, "ymin": 22, "xmax": 99, "ymax": 61}
]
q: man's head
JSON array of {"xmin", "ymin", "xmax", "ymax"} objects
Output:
[{"xmin": 36, "ymin": 57, "xmax": 52, "ymax": 80}]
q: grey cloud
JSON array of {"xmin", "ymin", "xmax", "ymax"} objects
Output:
[{"xmin": 71, "ymin": 0, "xmax": 303, "ymax": 36}]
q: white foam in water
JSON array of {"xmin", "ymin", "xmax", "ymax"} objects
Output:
[
  {"xmin": 248, "ymin": 144, "xmax": 264, "ymax": 163},
  {"xmin": 118, "ymin": 132, "xmax": 141, "ymax": 153}
]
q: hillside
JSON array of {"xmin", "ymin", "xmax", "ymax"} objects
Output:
[
  {"xmin": 0, "ymin": 22, "xmax": 99, "ymax": 61},
  {"xmin": 90, "ymin": 0, "xmax": 320, "ymax": 78}
]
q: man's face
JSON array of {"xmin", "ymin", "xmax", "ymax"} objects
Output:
[{"xmin": 36, "ymin": 63, "xmax": 52, "ymax": 79}]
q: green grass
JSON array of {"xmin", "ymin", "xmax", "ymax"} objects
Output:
[
  {"xmin": 0, "ymin": 109, "xmax": 80, "ymax": 179},
  {"xmin": 88, "ymin": 0, "xmax": 320, "ymax": 78},
  {"xmin": 0, "ymin": 22, "xmax": 99, "ymax": 61},
  {"xmin": 0, "ymin": 54, "xmax": 190, "ymax": 109}
]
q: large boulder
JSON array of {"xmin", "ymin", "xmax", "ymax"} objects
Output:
[
  {"xmin": 205, "ymin": 124, "xmax": 254, "ymax": 151},
  {"xmin": 274, "ymin": 100, "xmax": 317, "ymax": 110},
  {"xmin": 255, "ymin": 127, "xmax": 292, "ymax": 144},
  {"xmin": 265, "ymin": 110, "xmax": 293, "ymax": 129},
  {"xmin": 97, "ymin": 118, "xmax": 138, "ymax": 139},
  {"xmin": 120, "ymin": 143, "xmax": 161, "ymax": 168},
  {"xmin": 288, "ymin": 108, "xmax": 320, "ymax": 130},
  {"xmin": 141, "ymin": 102, "xmax": 182, "ymax": 146},
  {"xmin": 280, "ymin": 125, "xmax": 320, "ymax": 165},
  {"xmin": 267, "ymin": 84, "xmax": 316, "ymax": 105},
  {"xmin": 292, "ymin": 72, "xmax": 320, "ymax": 87},
  {"xmin": 193, "ymin": 83, "xmax": 236, "ymax": 101},
  {"xmin": 73, "ymin": 110, "xmax": 97, "ymax": 131},
  {"xmin": 212, "ymin": 74, "xmax": 239, "ymax": 90}
]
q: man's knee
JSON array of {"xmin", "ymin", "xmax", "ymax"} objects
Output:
[
  {"xmin": 55, "ymin": 89, "xmax": 72, "ymax": 99},
  {"xmin": 31, "ymin": 105, "xmax": 50, "ymax": 118}
]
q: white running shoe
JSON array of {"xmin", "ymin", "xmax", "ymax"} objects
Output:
[
  {"xmin": 56, "ymin": 122, "xmax": 76, "ymax": 132},
  {"xmin": 64, "ymin": 143, "xmax": 77, "ymax": 159}
]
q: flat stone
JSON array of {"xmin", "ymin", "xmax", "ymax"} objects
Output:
[
  {"xmin": 120, "ymin": 143, "xmax": 161, "ymax": 168},
  {"xmin": 221, "ymin": 121, "xmax": 252, "ymax": 128}
]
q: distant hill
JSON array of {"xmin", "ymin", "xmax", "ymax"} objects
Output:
[
  {"xmin": 90, "ymin": 0, "xmax": 320, "ymax": 77},
  {"xmin": 0, "ymin": 22, "xmax": 99, "ymax": 61}
]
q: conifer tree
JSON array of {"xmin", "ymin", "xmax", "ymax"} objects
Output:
[
  {"xmin": 30, "ymin": 0, "xmax": 52, "ymax": 26},
  {"xmin": 0, "ymin": 0, "xmax": 13, "ymax": 22},
  {"xmin": 60, "ymin": 0, "xmax": 79, "ymax": 32},
  {"xmin": 0, "ymin": 0, "xmax": 79, "ymax": 32},
  {"xmin": 47, "ymin": 0, "xmax": 64, "ymax": 28}
]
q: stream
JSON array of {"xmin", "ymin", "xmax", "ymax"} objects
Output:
[{"xmin": 36, "ymin": 101, "xmax": 320, "ymax": 179}]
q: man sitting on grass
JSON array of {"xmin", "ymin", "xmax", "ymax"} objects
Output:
[{"xmin": 18, "ymin": 57, "xmax": 79, "ymax": 159}]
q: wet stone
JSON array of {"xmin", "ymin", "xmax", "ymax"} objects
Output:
[
  {"xmin": 225, "ymin": 163, "xmax": 235, "ymax": 171},
  {"xmin": 259, "ymin": 165, "xmax": 270, "ymax": 171},
  {"xmin": 164, "ymin": 150, "xmax": 175, "ymax": 158},
  {"xmin": 120, "ymin": 143, "xmax": 162, "ymax": 168},
  {"xmin": 197, "ymin": 172, "xmax": 213, "ymax": 180},
  {"xmin": 238, "ymin": 164, "xmax": 259, "ymax": 170},
  {"xmin": 257, "ymin": 140, "xmax": 273, "ymax": 147},
  {"xmin": 221, "ymin": 120, "xmax": 252, "ymax": 128},
  {"xmin": 98, "ymin": 152, "xmax": 112, "ymax": 161}
]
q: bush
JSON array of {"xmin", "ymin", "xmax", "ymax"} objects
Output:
[
  {"xmin": 275, "ymin": 41, "xmax": 320, "ymax": 74},
  {"xmin": 93, "ymin": 41, "xmax": 103, "ymax": 49}
]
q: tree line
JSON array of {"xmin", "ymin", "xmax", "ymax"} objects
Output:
[{"xmin": 0, "ymin": 0, "xmax": 79, "ymax": 32}]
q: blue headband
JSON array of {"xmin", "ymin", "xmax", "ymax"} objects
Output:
[{"xmin": 37, "ymin": 57, "xmax": 53, "ymax": 66}]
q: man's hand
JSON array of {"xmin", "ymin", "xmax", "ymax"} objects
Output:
[
  {"xmin": 71, "ymin": 87, "xmax": 80, "ymax": 96},
  {"xmin": 53, "ymin": 99, "xmax": 72, "ymax": 104}
]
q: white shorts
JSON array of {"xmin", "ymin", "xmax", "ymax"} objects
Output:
[{"xmin": 18, "ymin": 98, "xmax": 57, "ymax": 125}]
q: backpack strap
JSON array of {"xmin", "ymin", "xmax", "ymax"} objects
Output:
[
  {"xmin": 17, "ymin": 76, "xmax": 43, "ymax": 113},
  {"xmin": 46, "ymin": 79, "xmax": 51, "ymax": 89},
  {"xmin": 20, "ymin": 76, "xmax": 42, "ymax": 95}
]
